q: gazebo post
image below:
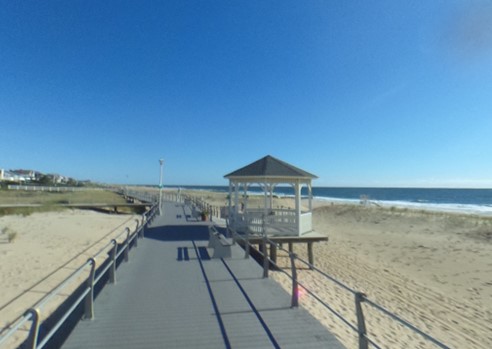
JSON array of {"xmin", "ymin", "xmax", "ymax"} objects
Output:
[
  {"xmin": 243, "ymin": 183, "xmax": 248, "ymax": 212},
  {"xmin": 295, "ymin": 180, "xmax": 301, "ymax": 235},
  {"xmin": 228, "ymin": 181, "xmax": 233, "ymax": 227},
  {"xmin": 234, "ymin": 182, "xmax": 239, "ymax": 224},
  {"xmin": 310, "ymin": 183, "xmax": 313, "ymax": 211},
  {"xmin": 263, "ymin": 182, "xmax": 268, "ymax": 215}
]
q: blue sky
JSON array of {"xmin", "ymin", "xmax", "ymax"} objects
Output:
[{"xmin": 1, "ymin": 1, "xmax": 491, "ymax": 187}]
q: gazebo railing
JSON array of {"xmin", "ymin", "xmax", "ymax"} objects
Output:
[
  {"xmin": 300, "ymin": 212, "xmax": 312, "ymax": 233},
  {"xmin": 234, "ymin": 208, "xmax": 313, "ymax": 236},
  {"xmin": 242, "ymin": 212, "xmax": 296, "ymax": 235}
]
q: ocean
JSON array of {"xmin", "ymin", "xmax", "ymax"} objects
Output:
[{"xmin": 162, "ymin": 185, "xmax": 492, "ymax": 215}]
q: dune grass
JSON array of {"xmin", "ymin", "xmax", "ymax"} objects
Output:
[
  {"xmin": 0, "ymin": 189, "xmax": 139, "ymax": 216},
  {"xmin": 0, "ymin": 189, "xmax": 126, "ymax": 205},
  {"xmin": 0, "ymin": 227, "xmax": 18, "ymax": 243}
]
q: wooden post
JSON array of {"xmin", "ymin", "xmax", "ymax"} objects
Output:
[
  {"xmin": 355, "ymin": 292, "xmax": 369, "ymax": 349},
  {"xmin": 307, "ymin": 242, "xmax": 314, "ymax": 269},
  {"xmin": 270, "ymin": 242, "xmax": 277, "ymax": 265},
  {"xmin": 290, "ymin": 253, "xmax": 298, "ymax": 307},
  {"xmin": 288, "ymin": 242, "xmax": 293, "ymax": 253}
]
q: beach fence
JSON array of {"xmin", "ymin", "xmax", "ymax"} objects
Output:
[
  {"xmin": 6, "ymin": 185, "xmax": 106, "ymax": 192},
  {"xmin": 0, "ymin": 205, "xmax": 158, "ymax": 349},
  {"xmin": 228, "ymin": 226, "xmax": 451, "ymax": 349}
]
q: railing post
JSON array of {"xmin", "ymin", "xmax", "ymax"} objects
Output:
[
  {"xmin": 124, "ymin": 228, "xmax": 130, "ymax": 262},
  {"xmin": 109, "ymin": 239, "xmax": 117, "ymax": 284},
  {"xmin": 24, "ymin": 308, "xmax": 41, "ymax": 349},
  {"xmin": 133, "ymin": 220, "xmax": 139, "ymax": 248},
  {"xmin": 262, "ymin": 235, "xmax": 269, "ymax": 278},
  {"xmin": 84, "ymin": 258, "xmax": 96, "ymax": 320},
  {"xmin": 141, "ymin": 214, "xmax": 146, "ymax": 238},
  {"xmin": 244, "ymin": 230, "xmax": 250, "ymax": 259},
  {"xmin": 290, "ymin": 252, "xmax": 298, "ymax": 307},
  {"xmin": 355, "ymin": 292, "xmax": 369, "ymax": 349}
]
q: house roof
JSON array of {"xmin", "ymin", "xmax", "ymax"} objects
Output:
[{"xmin": 224, "ymin": 155, "xmax": 317, "ymax": 179}]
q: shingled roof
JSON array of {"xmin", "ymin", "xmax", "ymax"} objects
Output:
[{"xmin": 224, "ymin": 155, "xmax": 317, "ymax": 179}]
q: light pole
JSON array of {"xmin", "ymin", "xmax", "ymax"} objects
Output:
[{"xmin": 159, "ymin": 159, "xmax": 164, "ymax": 215}]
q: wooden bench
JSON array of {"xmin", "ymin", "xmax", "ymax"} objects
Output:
[{"xmin": 208, "ymin": 226, "xmax": 232, "ymax": 258}]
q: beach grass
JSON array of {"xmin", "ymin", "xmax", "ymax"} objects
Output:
[
  {"xmin": 1, "ymin": 226, "xmax": 17, "ymax": 243},
  {"xmin": 0, "ymin": 189, "xmax": 138, "ymax": 216},
  {"xmin": 0, "ymin": 188, "xmax": 126, "ymax": 205}
]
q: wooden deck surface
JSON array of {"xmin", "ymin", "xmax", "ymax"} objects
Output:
[{"xmin": 61, "ymin": 201, "xmax": 345, "ymax": 349}]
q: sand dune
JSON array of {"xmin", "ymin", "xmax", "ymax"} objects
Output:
[{"xmin": 270, "ymin": 202, "xmax": 492, "ymax": 348}]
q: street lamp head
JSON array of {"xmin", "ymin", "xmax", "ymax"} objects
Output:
[{"xmin": 159, "ymin": 159, "xmax": 164, "ymax": 165}]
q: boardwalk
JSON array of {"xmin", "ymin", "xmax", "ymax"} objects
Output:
[{"xmin": 62, "ymin": 201, "xmax": 344, "ymax": 349}]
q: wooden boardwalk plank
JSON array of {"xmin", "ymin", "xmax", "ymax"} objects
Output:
[{"xmin": 61, "ymin": 202, "xmax": 344, "ymax": 349}]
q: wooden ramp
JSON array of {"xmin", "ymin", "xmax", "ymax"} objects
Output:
[{"xmin": 61, "ymin": 201, "xmax": 344, "ymax": 349}]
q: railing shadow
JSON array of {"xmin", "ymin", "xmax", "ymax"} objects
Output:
[{"xmin": 144, "ymin": 225, "xmax": 210, "ymax": 241}]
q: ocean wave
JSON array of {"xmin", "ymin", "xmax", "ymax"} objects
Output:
[{"xmin": 313, "ymin": 196, "xmax": 492, "ymax": 216}]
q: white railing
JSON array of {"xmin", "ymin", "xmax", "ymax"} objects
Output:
[
  {"xmin": 300, "ymin": 212, "xmax": 312, "ymax": 234},
  {"xmin": 233, "ymin": 208, "xmax": 313, "ymax": 236}
]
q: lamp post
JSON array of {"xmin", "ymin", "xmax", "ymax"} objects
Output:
[{"xmin": 159, "ymin": 159, "xmax": 164, "ymax": 215}]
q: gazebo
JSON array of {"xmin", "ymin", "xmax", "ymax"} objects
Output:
[{"xmin": 224, "ymin": 155, "xmax": 317, "ymax": 237}]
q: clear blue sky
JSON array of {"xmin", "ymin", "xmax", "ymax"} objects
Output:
[{"xmin": 1, "ymin": 1, "xmax": 491, "ymax": 187}]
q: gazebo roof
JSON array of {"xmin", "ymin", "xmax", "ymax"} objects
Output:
[{"xmin": 224, "ymin": 155, "xmax": 318, "ymax": 180}]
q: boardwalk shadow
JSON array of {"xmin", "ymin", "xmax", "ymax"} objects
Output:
[{"xmin": 145, "ymin": 225, "xmax": 210, "ymax": 241}]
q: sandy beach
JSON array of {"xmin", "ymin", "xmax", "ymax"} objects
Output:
[
  {"xmin": 269, "ymin": 202, "xmax": 492, "ymax": 349},
  {"xmin": 172, "ymin": 189, "xmax": 492, "ymax": 348},
  {"xmin": 1, "ymin": 189, "xmax": 491, "ymax": 348},
  {"xmin": 0, "ymin": 209, "xmax": 139, "ymax": 343}
]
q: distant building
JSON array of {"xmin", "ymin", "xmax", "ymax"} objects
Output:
[
  {"xmin": 11, "ymin": 169, "xmax": 36, "ymax": 182},
  {"xmin": 0, "ymin": 168, "xmax": 76, "ymax": 184},
  {"xmin": 46, "ymin": 173, "xmax": 66, "ymax": 184},
  {"xmin": 0, "ymin": 170, "xmax": 22, "ymax": 182},
  {"xmin": 0, "ymin": 169, "xmax": 40, "ymax": 182}
]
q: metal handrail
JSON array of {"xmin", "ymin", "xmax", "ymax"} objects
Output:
[
  {"xmin": 229, "ymin": 226, "xmax": 450, "ymax": 349},
  {"xmin": 0, "ymin": 204, "xmax": 158, "ymax": 349}
]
